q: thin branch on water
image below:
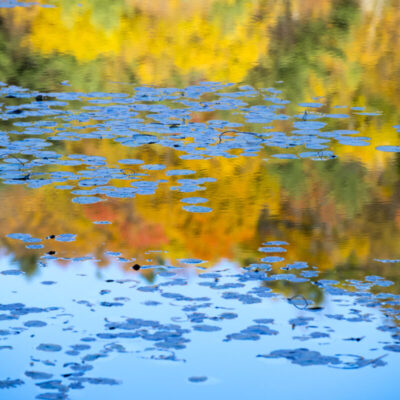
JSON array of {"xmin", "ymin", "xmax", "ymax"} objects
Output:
[
  {"xmin": 287, "ymin": 294, "xmax": 310, "ymax": 310},
  {"xmin": 0, "ymin": 154, "xmax": 31, "ymax": 180},
  {"xmin": 5, "ymin": 154, "xmax": 26, "ymax": 167},
  {"xmin": 217, "ymin": 130, "xmax": 263, "ymax": 144}
]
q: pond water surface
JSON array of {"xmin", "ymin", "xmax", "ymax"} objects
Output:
[{"xmin": 1, "ymin": 1, "xmax": 400, "ymax": 399}]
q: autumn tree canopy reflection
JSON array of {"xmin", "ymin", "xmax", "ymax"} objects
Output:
[{"xmin": 0, "ymin": 0, "xmax": 400, "ymax": 290}]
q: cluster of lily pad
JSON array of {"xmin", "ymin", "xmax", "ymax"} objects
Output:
[
  {"xmin": 1, "ymin": 81, "xmax": 396, "ymax": 214},
  {"xmin": 2, "ymin": 233, "xmax": 400, "ymax": 398}
]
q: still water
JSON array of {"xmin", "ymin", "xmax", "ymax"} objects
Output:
[{"xmin": 0, "ymin": 1, "xmax": 400, "ymax": 399}]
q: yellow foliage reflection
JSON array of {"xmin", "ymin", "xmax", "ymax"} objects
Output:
[{"xmin": 0, "ymin": 0, "xmax": 400, "ymax": 289}]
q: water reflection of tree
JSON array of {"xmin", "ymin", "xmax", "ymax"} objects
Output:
[
  {"xmin": 265, "ymin": 280, "xmax": 324, "ymax": 305},
  {"xmin": 14, "ymin": 253, "xmax": 39, "ymax": 275},
  {"xmin": 0, "ymin": 0, "xmax": 399, "ymax": 116},
  {"xmin": 0, "ymin": 0, "xmax": 400, "ymax": 297},
  {"xmin": 1, "ymin": 144, "xmax": 400, "ymax": 285}
]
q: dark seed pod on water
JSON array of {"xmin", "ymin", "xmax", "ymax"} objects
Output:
[
  {"xmin": 132, "ymin": 264, "xmax": 141, "ymax": 271},
  {"xmin": 15, "ymin": 174, "xmax": 30, "ymax": 181},
  {"xmin": 8, "ymin": 109, "xmax": 23, "ymax": 114},
  {"xmin": 47, "ymin": 251, "xmax": 56, "ymax": 255},
  {"xmin": 46, "ymin": 235, "xmax": 56, "ymax": 239}
]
